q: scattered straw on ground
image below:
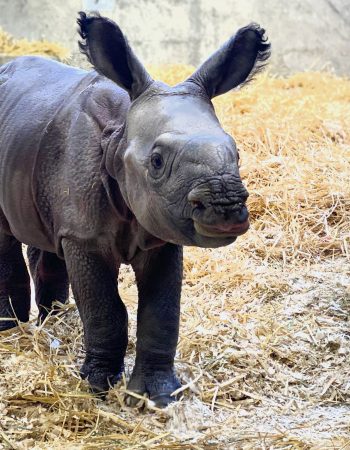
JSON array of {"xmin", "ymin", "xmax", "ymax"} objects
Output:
[
  {"xmin": 0, "ymin": 65, "xmax": 349, "ymax": 449},
  {"xmin": 0, "ymin": 28, "xmax": 69, "ymax": 60}
]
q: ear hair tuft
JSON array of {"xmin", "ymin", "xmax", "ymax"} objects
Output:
[
  {"xmin": 185, "ymin": 22, "xmax": 271, "ymax": 98},
  {"xmin": 77, "ymin": 11, "xmax": 102, "ymax": 65},
  {"xmin": 76, "ymin": 12, "xmax": 153, "ymax": 99},
  {"xmin": 236, "ymin": 23, "xmax": 271, "ymax": 86}
]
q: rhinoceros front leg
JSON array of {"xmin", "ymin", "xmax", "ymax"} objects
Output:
[
  {"xmin": 128, "ymin": 244, "xmax": 183, "ymax": 407},
  {"xmin": 62, "ymin": 238, "xmax": 128, "ymax": 394}
]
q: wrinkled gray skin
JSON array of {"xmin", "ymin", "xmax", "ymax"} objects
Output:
[{"xmin": 0, "ymin": 13, "xmax": 270, "ymax": 407}]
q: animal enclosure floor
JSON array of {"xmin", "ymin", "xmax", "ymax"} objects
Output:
[
  {"xmin": 0, "ymin": 69, "xmax": 349, "ymax": 449},
  {"xmin": 0, "ymin": 256, "xmax": 349, "ymax": 449}
]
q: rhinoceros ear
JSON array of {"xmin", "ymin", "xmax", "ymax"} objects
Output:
[
  {"xmin": 186, "ymin": 24, "xmax": 270, "ymax": 99},
  {"xmin": 78, "ymin": 12, "xmax": 153, "ymax": 99}
]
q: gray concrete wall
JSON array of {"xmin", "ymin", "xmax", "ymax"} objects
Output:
[{"xmin": 0, "ymin": 0, "xmax": 349, "ymax": 75}]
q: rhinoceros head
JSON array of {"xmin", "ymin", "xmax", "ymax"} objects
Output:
[{"xmin": 78, "ymin": 12, "xmax": 270, "ymax": 248}]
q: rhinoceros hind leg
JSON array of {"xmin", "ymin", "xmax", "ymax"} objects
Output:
[
  {"xmin": 27, "ymin": 247, "xmax": 69, "ymax": 323},
  {"xmin": 0, "ymin": 235, "xmax": 31, "ymax": 331}
]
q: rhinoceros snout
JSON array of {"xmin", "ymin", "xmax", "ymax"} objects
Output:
[{"xmin": 188, "ymin": 184, "xmax": 250, "ymax": 238}]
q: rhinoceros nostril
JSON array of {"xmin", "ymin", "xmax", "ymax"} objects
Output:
[{"xmin": 190, "ymin": 200, "xmax": 206, "ymax": 210}]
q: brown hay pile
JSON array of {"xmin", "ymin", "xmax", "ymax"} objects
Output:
[
  {"xmin": 0, "ymin": 67, "xmax": 349, "ymax": 449},
  {"xmin": 0, "ymin": 28, "xmax": 69, "ymax": 60}
]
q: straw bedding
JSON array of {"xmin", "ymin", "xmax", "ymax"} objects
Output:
[
  {"xmin": 0, "ymin": 63, "xmax": 349, "ymax": 449},
  {"xmin": 0, "ymin": 29, "xmax": 68, "ymax": 60}
]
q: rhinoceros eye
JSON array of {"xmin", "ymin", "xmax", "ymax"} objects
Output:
[{"xmin": 151, "ymin": 153, "xmax": 163, "ymax": 170}]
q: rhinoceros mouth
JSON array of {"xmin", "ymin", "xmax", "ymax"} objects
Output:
[{"xmin": 193, "ymin": 219, "xmax": 250, "ymax": 238}]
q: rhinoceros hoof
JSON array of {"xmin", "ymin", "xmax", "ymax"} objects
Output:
[
  {"xmin": 0, "ymin": 318, "xmax": 19, "ymax": 332},
  {"xmin": 126, "ymin": 369, "xmax": 181, "ymax": 408},
  {"xmin": 80, "ymin": 356, "xmax": 123, "ymax": 397}
]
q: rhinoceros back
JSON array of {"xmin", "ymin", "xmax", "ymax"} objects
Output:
[{"xmin": 0, "ymin": 56, "xmax": 125, "ymax": 251}]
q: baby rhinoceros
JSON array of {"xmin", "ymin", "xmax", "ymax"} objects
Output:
[{"xmin": 0, "ymin": 12, "xmax": 270, "ymax": 407}]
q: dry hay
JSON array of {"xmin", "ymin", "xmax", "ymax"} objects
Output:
[
  {"xmin": 0, "ymin": 65, "xmax": 349, "ymax": 449},
  {"xmin": 0, "ymin": 28, "xmax": 68, "ymax": 61}
]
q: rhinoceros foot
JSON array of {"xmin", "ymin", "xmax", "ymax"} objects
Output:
[
  {"xmin": 126, "ymin": 369, "xmax": 181, "ymax": 408},
  {"xmin": 80, "ymin": 354, "xmax": 124, "ymax": 397},
  {"xmin": 0, "ymin": 317, "xmax": 20, "ymax": 332}
]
